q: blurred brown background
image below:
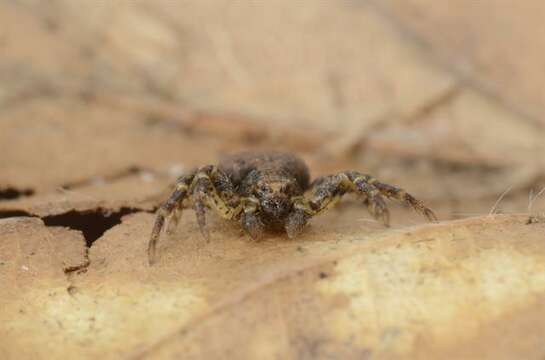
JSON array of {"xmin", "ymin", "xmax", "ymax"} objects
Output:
[
  {"xmin": 1, "ymin": 1, "xmax": 545, "ymax": 359},
  {"xmin": 2, "ymin": 0, "xmax": 544, "ymax": 215}
]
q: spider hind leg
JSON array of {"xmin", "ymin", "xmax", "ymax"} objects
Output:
[{"xmin": 148, "ymin": 177, "xmax": 193, "ymax": 265}]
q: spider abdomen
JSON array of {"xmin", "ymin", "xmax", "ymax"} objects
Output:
[{"xmin": 218, "ymin": 151, "xmax": 310, "ymax": 193}]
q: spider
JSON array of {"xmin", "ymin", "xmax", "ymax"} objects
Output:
[{"xmin": 148, "ymin": 151, "xmax": 437, "ymax": 264}]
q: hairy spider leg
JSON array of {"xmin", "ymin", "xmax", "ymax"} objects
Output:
[
  {"xmin": 286, "ymin": 171, "xmax": 436, "ymax": 238},
  {"xmin": 240, "ymin": 196, "xmax": 265, "ymax": 239},
  {"xmin": 148, "ymin": 172, "xmax": 195, "ymax": 265},
  {"xmin": 371, "ymin": 181, "xmax": 437, "ymax": 222},
  {"xmin": 148, "ymin": 166, "xmax": 241, "ymax": 265},
  {"xmin": 312, "ymin": 172, "xmax": 389, "ymax": 222},
  {"xmin": 190, "ymin": 167, "xmax": 241, "ymax": 241}
]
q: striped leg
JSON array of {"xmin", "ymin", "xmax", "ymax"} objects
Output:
[
  {"xmin": 306, "ymin": 172, "xmax": 390, "ymax": 225},
  {"xmin": 190, "ymin": 166, "xmax": 242, "ymax": 241},
  {"xmin": 371, "ymin": 181, "xmax": 437, "ymax": 221},
  {"xmin": 148, "ymin": 166, "xmax": 241, "ymax": 265},
  {"xmin": 240, "ymin": 197, "xmax": 265, "ymax": 239},
  {"xmin": 285, "ymin": 171, "xmax": 436, "ymax": 238},
  {"xmin": 148, "ymin": 173, "xmax": 195, "ymax": 265}
]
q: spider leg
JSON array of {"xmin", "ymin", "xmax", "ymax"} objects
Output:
[
  {"xmin": 309, "ymin": 172, "xmax": 390, "ymax": 225},
  {"xmin": 285, "ymin": 174, "xmax": 365, "ymax": 238},
  {"xmin": 148, "ymin": 172, "xmax": 195, "ymax": 265},
  {"xmin": 190, "ymin": 166, "xmax": 242, "ymax": 241},
  {"xmin": 371, "ymin": 181, "xmax": 437, "ymax": 222},
  {"xmin": 240, "ymin": 197, "xmax": 264, "ymax": 239},
  {"xmin": 148, "ymin": 166, "xmax": 240, "ymax": 265},
  {"xmin": 193, "ymin": 198, "xmax": 209, "ymax": 242},
  {"xmin": 347, "ymin": 173, "xmax": 390, "ymax": 226},
  {"xmin": 286, "ymin": 171, "xmax": 436, "ymax": 237},
  {"xmin": 205, "ymin": 166, "xmax": 242, "ymax": 219},
  {"xmin": 286, "ymin": 196, "xmax": 310, "ymax": 238}
]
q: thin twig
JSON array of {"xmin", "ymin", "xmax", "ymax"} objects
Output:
[
  {"xmin": 528, "ymin": 187, "xmax": 545, "ymax": 213},
  {"xmin": 489, "ymin": 185, "xmax": 513, "ymax": 215}
]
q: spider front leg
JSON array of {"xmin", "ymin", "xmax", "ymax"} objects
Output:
[
  {"xmin": 190, "ymin": 166, "xmax": 242, "ymax": 240},
  {"xmin": 285, "ymin": 173, "xmax": 386, "ymax": 237},
  {"xmin": 285, "ymin": 171, "xmax": 436, "ymax": 238},
  {"xmin": 148, "ymin": 166, "xmax": 241, "ymax": 265},
  {"xmin": 240, "ymin": 197, "xmax": 265, "ymax": 239},
  {"xmin": 285, "ymin": 196, "xmax": 311, "ymax": 238}
]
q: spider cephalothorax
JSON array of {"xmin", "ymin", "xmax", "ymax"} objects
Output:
[{"xmin": 148, "ymin": 151, "xmax": 437, "ymax": 264}]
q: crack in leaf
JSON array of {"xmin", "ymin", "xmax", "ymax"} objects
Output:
[{"xmin": 0, "ymin": 207, "xmax": 149, "ymax": 274}]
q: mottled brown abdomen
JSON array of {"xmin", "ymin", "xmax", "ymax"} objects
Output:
[{"xmin": 218, "ymin": 151, "xmax": 310, "ymax": 191}]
